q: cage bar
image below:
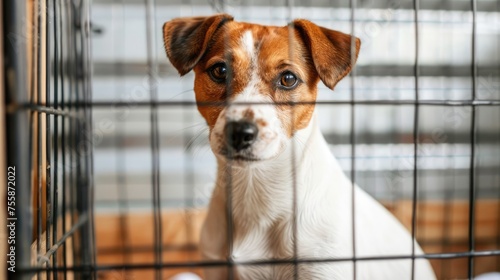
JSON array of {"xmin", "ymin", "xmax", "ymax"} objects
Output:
[
  {"xmin": 468, "ymin": 0, "xmax": 478, "ymax": 278},
  {"xmin": 411, "ymin": 0, "xmax": 420, "ymax": 278},
  {"xmin": 4, "ymin": 0, "xmax": 31, "ymax": 279}
]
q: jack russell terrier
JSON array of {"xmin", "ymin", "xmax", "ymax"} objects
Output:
[{"xmin": 163, "ymin": 14, "xmax": 436, "ymax": 280}]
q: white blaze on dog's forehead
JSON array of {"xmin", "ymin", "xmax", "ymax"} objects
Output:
[
  {"xmin": 232, "ymin": 30, "xmax": 261, "ymax": 104},
  {"xmin": 222, "ymin": 31, "xmax": 280, "ymax": 131},
  {"xmin": 240, "ymin": 30, "xmax": 255, "ymax": 59}
]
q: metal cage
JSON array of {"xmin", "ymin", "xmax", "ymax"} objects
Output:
[
  {"xmin": 3, "ymin": 0, "xmax": 500, "ymax": 280},
  {"xmin": 4, "ymin": 0, "xmax": 95, "ymax": 279}
]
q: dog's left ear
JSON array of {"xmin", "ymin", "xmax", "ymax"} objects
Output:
[
  {"xmin": 292, "ymin": 19, "xmax": 361, "ymax": 90},
  {"xmin": 163, "ymin": 14, "xmax": 234, "ymax": 76}
]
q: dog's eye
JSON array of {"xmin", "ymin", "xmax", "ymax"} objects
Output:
[
  {"xmin": 279, "ymin": 72, "xmax": 298, "ymax": 89},
  {"xmin": 208, "ymin": 63, "xmax": 227, "ymax": 83}
]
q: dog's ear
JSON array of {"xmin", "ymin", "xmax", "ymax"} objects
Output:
[
  {"xmin": 292, "ymin": 19, "xmax": 361, "ymax": 90},
  {"xmin": 163, "ymin": 14, "xmax": 234, "ymax": 76}
]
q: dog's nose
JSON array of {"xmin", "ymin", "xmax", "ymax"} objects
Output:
[{"xmin": 224, "ymin": 121, "xmax": 258, "ymax": 152}]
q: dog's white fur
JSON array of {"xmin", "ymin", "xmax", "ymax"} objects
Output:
[
  {"xmin": 202, "ymin": 112, "xmax": 436, "ymax": 280},
  {"xmin": 199, "ymin": 32, "xmax": 437, "ymax": 280}
]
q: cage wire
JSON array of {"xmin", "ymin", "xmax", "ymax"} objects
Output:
[
  {"xmin": 5, "ymin": 0, "xmax": 96, "ymax": 279},
  {"xmin": 3, "ymin": 0, "xmax": 500, "ymax": 279}
]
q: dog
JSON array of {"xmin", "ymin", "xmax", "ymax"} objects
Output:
[{"xmin": 163, "ymin": 14, "xmax": 436, "ymax": 280}]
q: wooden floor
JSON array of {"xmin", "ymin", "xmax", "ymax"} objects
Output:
[{"xmin": 95, "ymin": 200, "xmax": 500, "ymax": 280}]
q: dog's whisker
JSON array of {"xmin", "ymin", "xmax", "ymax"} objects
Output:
[
  {"xmin": 185, "ymin": 127, "xmax": 209, "ymax": 152},
  {"xmin": 162, "ymin": 122, "xmax": 206, "ymax": 146},
  {"xmin": 191, "ymin": 144, "xmax": 211, "ymax": 160},
  {"xmin": 167, "ymin": 88, "xmax": 196, "ymax": 101},
  {"xmin": 188, "ymin": 138, "xmax": 211, "ymax": 160}
]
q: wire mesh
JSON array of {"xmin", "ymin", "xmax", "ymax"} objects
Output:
[
  {"xmin": 4, "ymin": 0, "xmax": 95, "ymax": 279},
  {"xmin": 4, "ymin": 0, "xmax": 500, "ymax": 279}
]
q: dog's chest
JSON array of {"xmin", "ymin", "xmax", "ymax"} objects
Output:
[{"xmin": 232, "ymin": 220, "xmax": 295, "ymax": 280}]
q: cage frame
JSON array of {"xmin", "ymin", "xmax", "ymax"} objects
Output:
[{"xmin": 3, "ymin": 0, "xmax": 500, "ymax": 279}]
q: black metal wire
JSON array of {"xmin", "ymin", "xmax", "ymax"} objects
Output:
[
  {"xmin": 52, "ymin": 0, "xmax": 61, "ymax": 277},
  {"xmin": 68, "ymin": 0, "xmax": 79, "ymax": 272},
  {"xmin": 349, "ymin": 0, "xmax": 357, "ymax": 278},
  {"xmin": 215, "ymin": 2, "xmax": 236, "ymax": 279},
  {"xmin": 60, "ymin": 1, "xmax": 69, "ymax": 278},
  {"xmin": 114, "ymin": 0, "xmax": 132, "ymax": 265},
  {"xmin": 411, "ymin": 0, "xmax": 420, "ymax": 278},
  {"xmin": 73, "ymin": 4, "xmax": 87, "ymax": 269},
  {"xmin": 95, "ymin": 236, "xmax": 500, "ymax": 255},
  {"xmin": 468, "ymin": 0, "xmax": 478, "ymax": 278},
  {"xmin": 84, "ymin": 1, "xmax": 98, "ymax": 278},
  {"xmin": 16, "ymin": 99, "xmax": 500, "ymax": 109},
  {"xmin": 45, "ymin": 0, "xmax": 55, "ymax": 277},
  {"xmin": 145, "ymin": 0, "xmax": 163, "ymax": 279},
  {"xmin": 37, "ymin": 214, "xmax": 89, "ymax": 266},
  {"xmin": 439, "ymin": 3, "xmax": 455, "ymax": 277},
  {"xmin": 37, "ymin": 1, "xmax": 46, "ymax": 279},
  {"xmin": 285, "ymin": 1, "xmax": 299, "ymax": 279},
  {"xmin": 17, "ymin": 249, "xmax": 500, "ymax": 274}
]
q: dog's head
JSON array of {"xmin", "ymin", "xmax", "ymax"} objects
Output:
[{"xmin": 163, "ymin": 14, "xmax": 360, "ymax": 165}]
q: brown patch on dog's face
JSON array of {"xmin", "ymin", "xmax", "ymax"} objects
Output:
[
  {"xmin": 191, "ymin": 22, "xmax": 320, "ymax": 136},
  {"xmin": 192, "ymin": 22, "xmax": 257, "ymax": 129},
  {"xmin": 254, "ymin": 27, "xmax": 320, "ymax": 136}
]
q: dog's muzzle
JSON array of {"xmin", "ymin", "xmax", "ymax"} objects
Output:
[{"xmin": 224, "ymin": 121, "xmax": 258, "ymax": 152}]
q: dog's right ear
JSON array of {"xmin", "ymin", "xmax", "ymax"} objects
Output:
[
  {"xmin": 163, "ymin": 14, "xmax": 234, "ymax": 76},
  {"xmin": 292, "ymin": 19, "xmax": 360, "ymax": 90}
]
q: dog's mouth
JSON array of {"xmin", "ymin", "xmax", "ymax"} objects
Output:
[
  {"xmin": 220, "ymin": 150, "xmax": 262, "ymax": 162},
  {"xmin": 228, "ymin": 155, "xmax": 261, "ymax": 162}
]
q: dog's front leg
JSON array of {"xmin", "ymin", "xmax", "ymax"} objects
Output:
[
  {"xmin": 201, "ymin": 223, "xmax": 239, "ymax": 280},
  {"xmin": 200, "ymin": 190, "xmax": 238, "ymax": 280}
]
